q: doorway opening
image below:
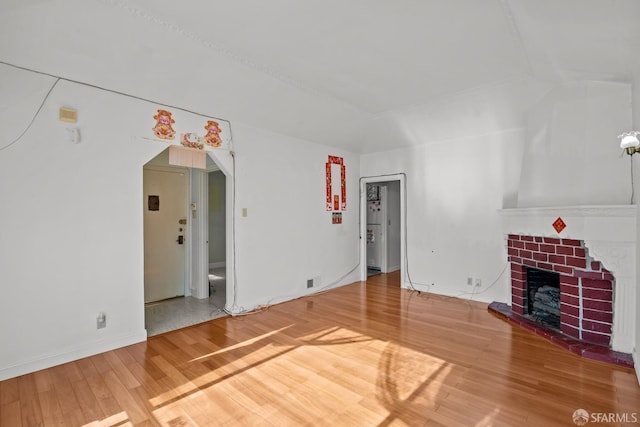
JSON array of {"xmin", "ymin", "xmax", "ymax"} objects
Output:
[
  {"xmin": 360, "ymin": 175, "xmax": 406, "ymax": 286},
  {"xmin": 143, "ymin": 148, "xmax": 230, "ymax": 336}
]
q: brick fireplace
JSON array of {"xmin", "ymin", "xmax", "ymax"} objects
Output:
[
  {"xmin": 508, "ymin": 234, "xmax": 614, "ymax": 346},
  {"xmin": 497, "ymin": 205, "xmax": 636, "ymax": 357}
]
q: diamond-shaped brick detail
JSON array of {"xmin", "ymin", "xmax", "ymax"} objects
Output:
[{"xmin": 553, "ymin": 217, "xmax": 566, "ymax": 234}]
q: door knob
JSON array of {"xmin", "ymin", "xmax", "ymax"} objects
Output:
[{"xmin": 176, "ymin": 235, "xmax": 184, "ymax": 244}]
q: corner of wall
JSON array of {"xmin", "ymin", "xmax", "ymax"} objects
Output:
[{"xmin": 634, "ymin": 349, "xmax": 640, "ymax": 386}]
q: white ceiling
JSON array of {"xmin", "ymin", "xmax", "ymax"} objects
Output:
[{"xmin": 1, "ymin": 0, "xmax": 639, "ymax": 153}]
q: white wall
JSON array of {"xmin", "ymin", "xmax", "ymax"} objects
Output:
[
  {"xmin": 0, "ymin": 70, "xmax": 156, "ymax": 380},
  {"xmin": 632, "ymin": 70, "xmax": 640, "ymax": 384},
  {"xmin": 0, "ymin": 65, "xmax": 361, "ymax": 380},
  {"xmin": 518, "ymin": 81, "xmax": 632, "ymax": 207},
  {"xmin": 229, "ymin": 124, "xmax": 360, "ymax": 312},
  {"xmin": 361, "ymin": 129, "xmax": 526, "ymax": 303}
]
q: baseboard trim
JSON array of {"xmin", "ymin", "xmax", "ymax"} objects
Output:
[
  {"xmin": 385, "ymin": 265, "xmax": 400, "ymax": 273},
  {"xmin": 0, "ymin": 330, "xmax": 147, "ymax": 381}
]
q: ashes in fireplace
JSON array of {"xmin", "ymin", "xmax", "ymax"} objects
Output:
[{"xmin": 526, "ymin": 267, "xmax": 560, "ymax": 330}]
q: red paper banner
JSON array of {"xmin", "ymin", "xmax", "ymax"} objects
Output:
[{"xmin": 326, "ymin": 155, "xmax": 346, "ymax": 211}]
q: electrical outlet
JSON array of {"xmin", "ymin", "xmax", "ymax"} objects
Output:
[
  {"xmin": 467, "ymin": 277, "xmax": 473, "ymax": 286},
  {"xmin": 97, "ymin": 312, "xmax": 106, "ymax": 329},
  {"xmin": 475, "ymin": 279, "xmax": 482, "ymax": 287}
]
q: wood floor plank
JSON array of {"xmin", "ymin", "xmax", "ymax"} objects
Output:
[
  {"xmin": 0, "ymin": 401, "xmax": 22, "ymax": 427},
  {"xmin": 71, "ymin": 378, "xmax": 104, "ymax": 422},
  {"xmin": 37, "ymin": 390, "xmax": 64, "ymax": 427},
  {"xmin": 17, "ymin": 374, "xmax": 43, "ymax": 427},
  {"xmin": 1, "ymin": 271, "xmax": 638, "ymax": 426},
  {"xmin": 0, "ymin": 377, "xmax": 19, "ymax": 406},
  {"xmin": 32, "ymin": 371, "xmax": 53, "ymax": 395}
]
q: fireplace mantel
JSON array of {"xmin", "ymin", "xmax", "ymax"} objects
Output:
[
  {"xmin": 498, "ymin": 205, "xmax": 636, "ymax": 240},
  {"xmin": 498, "ymin": 205, "xmax": 637, "ymax": 353}
]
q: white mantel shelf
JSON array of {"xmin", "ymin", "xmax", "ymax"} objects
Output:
[
  {"xmin": 498, "ymin": 205, "xmax": 637, "ymax": 242},
  {"xmin": 499, "ymin": 205, "xmax": 636, "ymax": 218}
]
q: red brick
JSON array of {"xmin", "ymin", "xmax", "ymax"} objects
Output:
[
  {"xmin": 508, "ymin": 234, "xmax": 520, "ymax": 241},
  {"xmin": 583, "ymin": 320, "xmax": 612, "ymax": 334},
  {"xmin": 511, "ymin": 268, "xmax": 526, "ymax": 280},
  {"xmin": 561, "ymin": 303, "xmax": 580, "ymax": 317},
  {"xmin": 511, "ymin": 287, "xmax": 526, "ymax": 298},
  {"xmin": 562, "ymin": 324, "xmax": 580, "ymax": 339},
  {"xmin": 533, "ymin": 252, "xmax": 548, "ymax": 262},
  {"xmin": 582, "ymin": 289, "xmax": 612, "ymax": 301},
  {"xmin": 582, "ymin": 331, "xmax": 610, "ymax": 346},
  {"xmin": 537, "ymin": 262, "xmax": 553, "ymax": 271},
  {"xmin": 590, "ymin": 261, "xmax": 601, "ymax": 271},
  {"xmin": 583, "ymin": 309, "xmax": 613, "ymax": 323},
  {"xmin": 511, "ymin": 279, "xmax": 525, "ymax": 290},
  {"xmin": 562, "ymin": 294, "xmax": 580, "ymax": 306},
  {"xmin": 583, "ymin": 299, "xmax": 612, "ymax": 312},
  {"xmin": 510, "ymin": 256, "xmax": 522, "ymax": 264},
  {"xmin": 525, "ymin": 242, "xmax": 540, "ymax": 251},
  {"xmin": 512, "ymin": 240, "xmax": 525, "ymax": 249},
  {"xmin": 560, "ymin": 284, "xmax": 579, "ymax": 296},
  {"xmin": 519, "ymin": 250, "xmax": 532, "ymax": 259},
  {"xmin": 574, "ymin": 270, "xmax": 604, "ymax": 280},
  {"xmin": 512, "ymin": 304, "xmax": 524, "ymax": 315},
  {"xmin": 603, "ymin": 272, "xmax": 615, "ymax": 281},
  {"xmin": 512, "ymin": 295, "xmax": 525, "ymax": 306},
  {"xmin": 548, "ymin": 254, "xmax": 565, "ymax": 264},
  {"xmin": 574, "ymin": 248, "xmax": 586, "ymax": 258},
  {"xmin": 539, "ymin": 244, "xmax": 556, "ymax": 253},
  {"xmin": 560, "ymin": 275, "xmax": 578, "ymax": 286},
  {"xmin": 543, "ymin": 237, "xmax": 561, "ymax": 244},
  {"xmin": 523, "ymin": 259, "xmax": 537, "ymax": 268},
  {"xmin": 534, "ymin": 236, "xmax": 543, "ymax": 243},
  {"xmin": 556, "ymin": 246, "xmax": 574, "ymax": 255},
  {"xmin": 566, "ymin": 256, "xmax": 586, "ymax": 268},
  {"xmin": 508, "ymin": 247, "xmax": 519, "ymax": 256},
  {"xmin": 511, "ymin": 263, "xmax": 525, "ymax": 273},
  {"xmin": 561, "ymin": 313, "xmax": 580, "ymax": 327},
  {"xmin": 582, "ymin": 278, "xmax": 612, "ymax": 290},
  {"xmin": 553, "ymin": 265, "xmax": 573, "ymax": 275},
  {"xmin": 521, "ymin": 235, "xmax": 534, "ymax": 242},
  {"xmin": 562, "ymin": 239, "xmax": 582, "ymax": 247}
]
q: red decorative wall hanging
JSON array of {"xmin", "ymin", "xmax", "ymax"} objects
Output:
[
  {"xmin": 203, "ymin": 120, "xmax": 223, "ymax": 147},
  {"xmin": 152, "ymin": 109, "xmax": 176, "ymax": 140},
  {"xmin": 326, "ymin": 155, "xmax": 346, "ymax": 212},
  {"xmin": 553, "ymin": 217, "xmax": 567, "ymax": 234}
]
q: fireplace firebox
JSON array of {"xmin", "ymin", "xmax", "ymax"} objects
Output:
[{"xmin": 526, "ymin": 267, "xmax": 560, "ymax": 330}]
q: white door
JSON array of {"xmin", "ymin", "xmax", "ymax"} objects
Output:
[{"xmin": 144, "ymin": 168, "xmax": 187, "ymax": 303}]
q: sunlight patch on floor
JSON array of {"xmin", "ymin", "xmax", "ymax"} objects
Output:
[
  {"xmin": 145, "ymin": 324, "xmax": 455, "ymax": 425},
  {"xmin": 81, "ymin": 411, "xmax": 129, "ymax": 427}
]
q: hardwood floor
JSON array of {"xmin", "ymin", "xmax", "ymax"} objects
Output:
[{"xmin": 1, "ymin": 272, "xmax": 638, "ymax": 426}]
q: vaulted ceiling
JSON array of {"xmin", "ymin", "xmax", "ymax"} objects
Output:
[{"xmin": 1, "ymin": 0, "xmax": 639, "ymax": 153}]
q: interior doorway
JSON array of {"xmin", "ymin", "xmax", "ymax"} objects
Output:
[
  {"xmin": 143, "ymin": 148, "xmax": 228, "ymax": 336},
  {"xmin": 205, "ymin": 168, "xmax": 227, "ymax": 316},
  {"xmin": 360, "ymin": 175, "xmax": 406, "ymax": 285}
]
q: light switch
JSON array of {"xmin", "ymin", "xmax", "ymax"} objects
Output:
[{"xmin": 242, "ymin": 208, "xmax": 247, "ymax": 217}]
